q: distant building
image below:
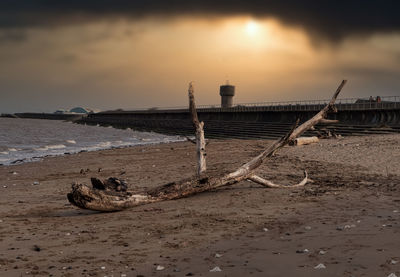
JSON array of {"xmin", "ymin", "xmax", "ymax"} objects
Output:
[
  {"xmin": 70, "ymin": 107, "xmax": 92, "ymax": 114},
  {"xmin": 53, "ymin": 107, "xmax": 99, "ymax": 114}
]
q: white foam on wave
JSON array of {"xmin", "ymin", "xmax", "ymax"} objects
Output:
[
  {"xmin": 48, "ymin": 144, "xmax": 66, "ymax": 149},
  {"xmin": 66, "ymin": 140, "xmax": 76, "ymax": 144},
  {"xmin": 96, "ymin": 141, "xmax": 112, "ymax": 148},
  {"xmin": 0, "ymin": 151, "xmax": 9, "ymax": 155},
  {"xmin": 8, "ymin": 148, "xmax": 19, "ymax": 152},
  {"xmin": 35, "ymin": 144, "xmax": 66, "ymax": 151}
]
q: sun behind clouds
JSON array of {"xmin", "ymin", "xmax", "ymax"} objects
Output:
[{"xmin": 245, "ymin": 20, "xmax": 259, "ymax": 36}]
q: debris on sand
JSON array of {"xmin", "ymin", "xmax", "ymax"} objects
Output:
[
  {"xmin": 210, "ymin": 266, "xmax": 222, "ymax": 272},
  {"xmin": 314, "ymin": 263, "xmax": 326, "ymax": 269}
]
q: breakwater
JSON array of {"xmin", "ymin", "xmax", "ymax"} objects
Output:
[
  {"xmin": 13, "ymin": 113, "xmax": 84, "ymax": 121},
  {"xmin": 77, "ymin": 100, "xmax": 400, "ymax": 139},
  {"xmin": 6, "ymin": 97, "xmax": 400, "ymax": 139}
]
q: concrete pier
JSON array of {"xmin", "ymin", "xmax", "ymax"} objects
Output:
[
  {"xmin": 8, "ymin": 97, "xmax": 400, "ymax": 139},
  {"xmin": 76, "ymin": 102, "xmax": 400, "ymax": 139}
]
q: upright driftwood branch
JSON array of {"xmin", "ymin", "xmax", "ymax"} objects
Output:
[
  {"xmin": 67, "ymin": 80, "xmax": 347, "ymax": 212},
  {"xmin": 188, "ymin": 82, "xmax": 207, "ymax": 175}
]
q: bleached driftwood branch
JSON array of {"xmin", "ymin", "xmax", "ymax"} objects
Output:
[
  {"xmin": 248, "ymin": 171, "xmax": 308, "ymax": 188},
  {"xmin": 188, "ymin": 82, "xmax": 207, "ymax": 176},
  {"xmin": 67, "ymin": 80, "xmax": 347, "ymax": 211}
]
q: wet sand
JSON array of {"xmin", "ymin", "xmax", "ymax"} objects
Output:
[{"xmin": 0, "ymin": 134, "xmax": 399, "ymax": 276}]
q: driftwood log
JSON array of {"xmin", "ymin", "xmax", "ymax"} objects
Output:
[
  {"xmin": 290, "ymin": 136, "xmax": 319, "ymax": 146},
  {"xmin": 67, "ymin": 80, "xmax": 347, "ymax": 211}
]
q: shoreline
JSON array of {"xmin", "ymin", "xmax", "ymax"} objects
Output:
[
  {"xmin": 0, "ymin": 134, "xmax": 399, "ymax": 276},
  {"xmin": 1, "ymin": 139, "xmax": 187, "ymax": 167},
  {"xmin": 0, "ymin": 117, "xmax": 186, "ymax": 166}
]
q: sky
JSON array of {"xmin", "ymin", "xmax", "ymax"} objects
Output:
[{"xmin": 1, "ymin": 1, "xmax": 400, "ymax": 113}]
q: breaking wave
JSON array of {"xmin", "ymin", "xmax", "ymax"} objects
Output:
[{"xmin": 0, "ymin": 118, "xmax": 184, "ymax": 166}]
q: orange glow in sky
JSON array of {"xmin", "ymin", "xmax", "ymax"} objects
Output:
[{"xmin": 0, "ymin": 15, "xmax": 399, "ymax": 112}]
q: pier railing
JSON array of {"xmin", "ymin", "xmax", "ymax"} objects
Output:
[{"xmin": 119, "ymin": 95, "xmax": 400, "ymax": 113}]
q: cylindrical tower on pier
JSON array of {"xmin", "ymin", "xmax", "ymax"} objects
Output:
[{"xmin": 220, "ymin": 84, "xmax": 235, "ymax": 108}]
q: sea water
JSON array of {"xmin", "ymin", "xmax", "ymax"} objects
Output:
[{"xmin": 0, "ymin": 118, "xmax": 184, "ymax": 165}]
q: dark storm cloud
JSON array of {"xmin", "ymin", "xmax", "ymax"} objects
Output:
[
  {"xmin": 0, "ymin": 29, "xmax": 27, "ymax": 43},
  {"xmin": 1, "ymin": 0, "xmax": 400, "ymax": 41}
]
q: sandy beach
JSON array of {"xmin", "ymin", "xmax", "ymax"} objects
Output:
[{"xmin": 0, "ymin": 134, "xmax": 399, "ymax": 276}]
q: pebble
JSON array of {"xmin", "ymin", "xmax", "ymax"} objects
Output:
[
  {"xmin": 32, "ymin": 181, "xmax": 39, "ymax": 185},
  {"xmin": 156, "ymin": 265, "xmax": 165, "ymax": 271},
  {"xmin": 314, "ymin": 263, "xmax": 326, "ymax": 269},
  {"xmin": 215, "ymin": 253, "xmax": 222, "ymax": 258},
  {"xmin": 263, "ymin": 228, "xmax": 269, "ymax": 232},
  {"xmin": 0, "ymin": 220, "xmax": 3, "ymax": 223},
  {"xmin": 388, "ymin": 274, "xmax": 398, "ymax": 277},
  {"xmin": 100, "ymin": 266, "xmax": 106, "ymax": 270},
  {"xmin": 296, "ymin": 249, "xmax": 309, "ymax": 254},
  {"xmin": 319, "ymin": 250, "xmax": 327, "ymax": 255},
  {"xmin": 121, "ymin": 274, "xmax": 127, "ymax": 277},
  {"xmin": 3, "ymin": 185, "xmax": 7, "ymax": 188},
  {"xmin": 390, "ymin": 260, "xmax": 398, "ymax": 265},
  {"xmin": 66, "ymin": 233, "xmax": 71, "ymax": 236},
  {"xmin": 209, "ymin": 266, "xmax": 222, "ymax": 272},
  {"xmin": 304, "ymin": 226, "xmax": 312, "ymax": 230}
]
